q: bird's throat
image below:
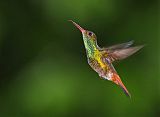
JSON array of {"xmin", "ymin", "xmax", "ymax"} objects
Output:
[{"xmin": 83, "ymin": 38, "xmax": 98, "ymax": 58}]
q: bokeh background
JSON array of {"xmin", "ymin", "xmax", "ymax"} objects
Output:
[{"xmin": 0, "ymin": 0, "xmax": 159, "ymax": 117}]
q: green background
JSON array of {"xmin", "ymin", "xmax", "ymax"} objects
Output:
[{"xmin": 0, "ymin": 0, "xmax": 159, "ymax": 117}]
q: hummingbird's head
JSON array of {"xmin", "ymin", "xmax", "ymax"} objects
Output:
[
  {"xmin": 69, "ymin": 20, "xmax": 97, "ymax": 41},
  {"xmin": 69, "ymin": 20, "xmax": 99, "ymax": 56}
]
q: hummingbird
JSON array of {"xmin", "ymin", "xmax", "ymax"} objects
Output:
[{"xmin": 69, "ymin": 20, "xmax": 144, "ymax": 97}]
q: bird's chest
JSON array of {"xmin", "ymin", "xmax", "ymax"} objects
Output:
[{"xmin": 88, "ymin": 53, "xmax": 108, "ymax": 75}]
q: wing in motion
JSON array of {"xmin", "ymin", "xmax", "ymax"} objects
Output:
[
  {"xmin": 102, "ymin": 41, "xmax": 144, "ymax": 62},
  {"xmin": 106, "ymin": 40, "xmax": 134, "ymax": 50},
  {"xmin": 108, "ymin": 45, "xmax": 144, "ymax": 61}
]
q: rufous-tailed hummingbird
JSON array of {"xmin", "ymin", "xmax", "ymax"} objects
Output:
[{"xmin": 69, "ymin": 20, "xmax": 144, "ymax": 98}]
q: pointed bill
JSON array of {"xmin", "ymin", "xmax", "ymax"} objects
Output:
[{"xmin": 69, "ymin": 20, "xmax": 85, "ymax": 33}]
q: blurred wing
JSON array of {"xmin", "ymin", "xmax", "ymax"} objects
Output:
[
  {"xmin": 106, "ymin": 40, "xmax": 134, "ymax": 50},
  {"xmin": 108, "ymin": 45, "xmax": 144, "ymax": 61}
]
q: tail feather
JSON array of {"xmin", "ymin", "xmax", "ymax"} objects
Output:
[
  {"xmin": 119, "ymin": 82, "xmax": 131, "ymax": 98},
  {"xmin": 112, "ymin": 73, "xmax": 131, "ymax": 98}
]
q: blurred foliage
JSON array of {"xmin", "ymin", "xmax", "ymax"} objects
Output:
[{"xmin": 0, "ymin": 0, "xmax": 159, "ymax": 117}]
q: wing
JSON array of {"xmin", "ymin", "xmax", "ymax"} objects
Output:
[
  {"xmin": 101, "ymin": 40, "xmax": 144, "ymax": 62},
  {"xmin": 108, "ymin": 45, "xmax": 144, "ymax": 61},
  {"xmin": 105, "ymin": 40, "xmax": 134, "ymax": 50}
]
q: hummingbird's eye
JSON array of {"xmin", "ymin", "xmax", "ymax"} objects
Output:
[{"xmin": 88, "ymin": 32, "xmax": 92, "ymax": 36}]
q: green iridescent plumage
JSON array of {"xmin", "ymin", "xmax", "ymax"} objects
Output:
[{"xmin": 69, "ymin": 20, "xmax": 144, "ymax": 97}]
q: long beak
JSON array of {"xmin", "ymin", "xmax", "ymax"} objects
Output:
[{"xmin": 69, "ymin": 20, "xmax": 85, "ymax": 33}]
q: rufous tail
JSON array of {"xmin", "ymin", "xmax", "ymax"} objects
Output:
[{"xmin": 112, "ymin": 73, "xmax": 131, "ymax": 98}]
